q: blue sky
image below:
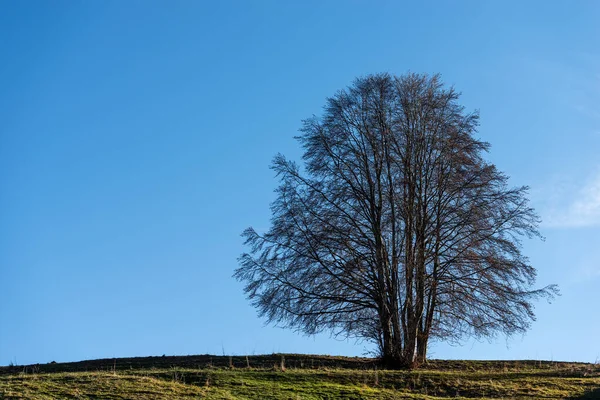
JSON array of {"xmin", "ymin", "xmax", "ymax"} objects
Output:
[{"xmin": 1, "ymin": 1, "xmax": 599, "ymax": 366}]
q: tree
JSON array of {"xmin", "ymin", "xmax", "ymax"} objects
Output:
[{"xmin": 235, "ymin": 73, "xmax": 557, "ymax": 369}]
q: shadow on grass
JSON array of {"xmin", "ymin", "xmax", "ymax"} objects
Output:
[
  {"xmin": 573, "ymin": 387, "xmax": 600, "ymax": 399},
  {"xmin": 0, "ymin": 354, "xmax": 377, "ymax": 375}
]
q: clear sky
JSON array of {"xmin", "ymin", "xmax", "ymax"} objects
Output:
[{"xmin": 1, "ymin": 1, "xmax": 599, "ymax": 366}]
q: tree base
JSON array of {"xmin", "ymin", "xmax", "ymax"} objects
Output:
[{"xmin": 380, "ymin": 355, "xmax": 422, "ymax": 370}]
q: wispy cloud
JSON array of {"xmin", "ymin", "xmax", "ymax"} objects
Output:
[
  {"xmin": 563, "ymin": 63, "xmax": 600, "ymax": 124},
  {"xmin": 542, "ymin": 169, "xmax": 600, "ymax": 228},
  {"xmin": 524, "ymin": 52, "xmax": 600, "ymax": 125},
  {"xmin": 579, "ymin": 262, "xmax": 600, "ymax": 280},
  {"xmin": 569, "ymin": 259, "xmax": 600, "ymax": 284}
]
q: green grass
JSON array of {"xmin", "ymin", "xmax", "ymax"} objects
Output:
[{"xmin": 1, "ymin": 355, "xmax": 599, "ymax": 399}]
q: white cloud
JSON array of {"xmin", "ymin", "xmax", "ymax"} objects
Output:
[{"xmin": 542, "ymin": 169, "xmax": 600, "ymax": 228}]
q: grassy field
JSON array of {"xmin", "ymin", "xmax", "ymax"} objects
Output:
[{"xmin": 1, "ymin": 354, "xmax": 599, "ymax": 399}]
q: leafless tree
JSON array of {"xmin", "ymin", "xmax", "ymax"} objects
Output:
[{"xmin": 235, "ymin": 73, "xmax": 557, "ymax": 369}]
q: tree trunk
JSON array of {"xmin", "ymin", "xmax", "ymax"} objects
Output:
[
  {"xmin": 416, "ymin": 333, "xmax": 428, "ymax": 364},
  {"xmin": 379, "ymin": 304, "xmax": 414, "ymax": 369}
]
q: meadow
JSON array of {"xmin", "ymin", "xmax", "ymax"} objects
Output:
[{"xmin": 1, "ymin": 354, "xmax": 599, "ymax": 399}]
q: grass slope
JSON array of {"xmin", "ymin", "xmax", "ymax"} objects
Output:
[{"xmin": 1, "ymin": 355, "xmax": 599, "ymax": 399}]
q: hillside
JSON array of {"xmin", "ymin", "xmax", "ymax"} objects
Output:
[{"xmin": 1, "ymin": 354, "xmax": 599, "ymax": 399}]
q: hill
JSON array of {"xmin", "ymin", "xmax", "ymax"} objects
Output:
[{"xmin": 1, "ymin": 354, "xmax": 599, "ymax": 399}]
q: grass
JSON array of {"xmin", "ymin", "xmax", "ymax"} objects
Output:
[{"xmin": 1, "ymin": 354, "xmax": 599, "ymax": 399}]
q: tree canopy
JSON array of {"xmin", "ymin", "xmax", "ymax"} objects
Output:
[{"xmin": 235, "ymin": 73, "xmax": 557, "ymax": 368}]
